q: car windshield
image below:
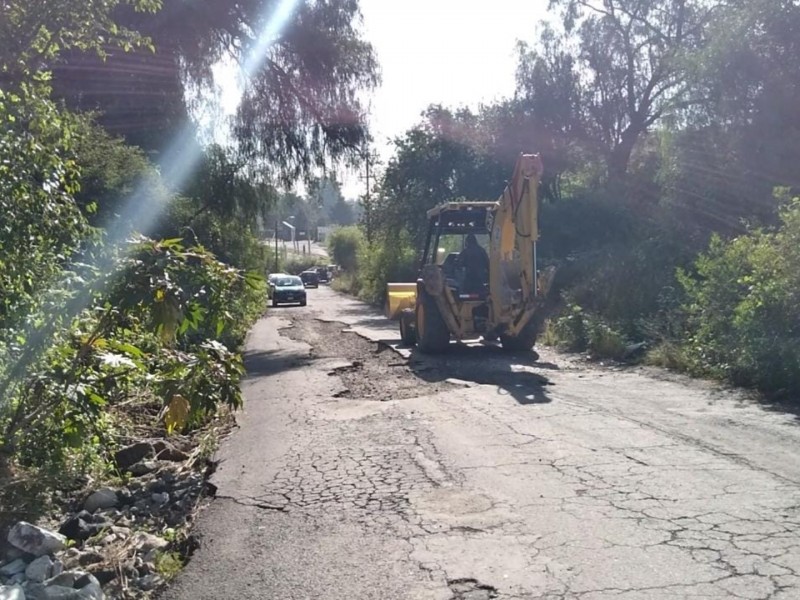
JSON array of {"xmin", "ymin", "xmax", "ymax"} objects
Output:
[{"xmin": 276, "ymin": 277, "xmax": 302, "ymax": 287}]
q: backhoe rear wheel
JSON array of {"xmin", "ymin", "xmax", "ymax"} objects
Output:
[
  {"xmin": 501, "ymin": 317, "xmax": 540, "ymax": 357},
  {"xmin": 415, "ymin": 293, "xmax": 450, "ymax": 354}
]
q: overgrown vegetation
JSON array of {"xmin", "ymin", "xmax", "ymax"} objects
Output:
[
  {"xmin": 0, "ymin": 89, "xmax": 268, "ymax": 487},
  {"xmin": 675, "ymin": 198, "xmax": 800, "ymax": 395},
  {"xmin": 0, "ymin": 0, "xmax": 378, "ymax": 534}
]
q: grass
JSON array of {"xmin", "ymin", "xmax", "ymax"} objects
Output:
[
  {"xmin": 331, "ymin": 272, "xmax": 359, "ymax": 295},
  {"xmin": 154, "ymin": 550, "xmax": 184, "ymax": 580},
  {"xmin": 586, "ymin": 321, "xmax": 628, "ymax": 360},
  {"xmin": 645, "ymin": 341, "xmax": 691, "ymax": 371},
  {"xmin": 539, "ymin": 320, "xmax": 560, "ymax": 347}
]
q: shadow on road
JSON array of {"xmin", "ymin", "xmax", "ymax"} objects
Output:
[
  {"xmin": 407, "ymin": 343, "xmax": 555, "ymax": 405},
  {"xmin": 753, "ymin": 395, "xmax": 800, "ymax": 424},
  {"xmin": 243, "ymin": 349, "xmax": 314, "ymax": 378}
]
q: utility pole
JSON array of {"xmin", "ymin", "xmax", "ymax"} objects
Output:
[
  {"xmin": 274, "ymin": 219, "xmax": 279, "ymax": 273},
  {"xmin": 359, "ymin": 146, "xmax": 380, "ymax": 243}
]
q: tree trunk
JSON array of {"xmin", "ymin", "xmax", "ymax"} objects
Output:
[{"xmin": 607, "ymin": 129, "xmax": 640, "ymax": 182}]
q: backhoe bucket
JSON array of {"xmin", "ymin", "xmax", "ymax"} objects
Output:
[{"xmin": 385, "ymin": 283, "xmax": 417, "ymax": 320}]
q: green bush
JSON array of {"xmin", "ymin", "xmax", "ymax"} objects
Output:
[
  {"xmin": 645, "ymin": 341, "xmax": 691, "ymax": 371},
  {"xmin": 331, "ymin": 272, "xmax": 361, "ymax": 296},
  {"xmin": 678, "ymin": 199, "xmax": 800, "ymax": 394},
  {"xmin": 324, "ymin": 227, "xmax": 416, "ymax": 305},
  {"xmin": 553, "ymin": 234, "xmax": 694, "ymax": 337},
  {"xmin": 586, "ymin": 319, "xmax": 628, "ymax": 360},
  {"xmin": 538, "ymin": 194, "xmax": 638, "ymax": 261},
  {"xmin": 158, "ymin": 196, "xmax": 273, "ymax": 275},
  {"xmin": 327, "ymin": 226, "xmax": 364, "ymax": 273},
  {"xmin": 1, "ymin": 237, "xmax": 264, "ymax": 472},
  {"xmin": 357, "ymin": 235, "xmax": 417, "ymax": 304},
  {"xmin": 71, "ymin": 116, "xmax": 165, "ymax": 226},
  {"xmin": 546, "ymin": 302, "xmax": 629, "ymax": 360},
  {"xmin": 283, "ymin": 254, "xmax": 324, "ymax": 275},
  {"xmin": 548, "ymin": 304, "xmax": 588, "ymax": 352},
  {"xmin": 537, "ymin": 193, "xmax": 698, "ymax": 344},
  {"xmin": 0, "ymin": 85, "xmax": 92, "ymax": 333}
]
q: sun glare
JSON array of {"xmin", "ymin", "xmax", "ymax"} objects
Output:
[
  {"xmin": 6, "ymin": 0, "xmax": 304, "ymax": 385},
  {"xmin": 122, "ymin": 0, "xmax": 302, "ymax": 235}
]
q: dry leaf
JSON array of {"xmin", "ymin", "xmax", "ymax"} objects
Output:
[{"xmin": 164, "ymin": 394, "xmax": 190, "ymax": 434}]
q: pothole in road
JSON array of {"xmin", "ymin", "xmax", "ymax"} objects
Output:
[
  {"xmin": 447, "ymin": 578, "xmax": 499, "ymax": 600},
  {"xmin": 281, "ymin": 317, "xmax": 453, "ymax": 401}
]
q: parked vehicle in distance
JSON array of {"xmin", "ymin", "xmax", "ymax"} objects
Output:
[
  {"xmin": 300, "ymin": 270, "xmax": 319, "ymax": 288},
  {"xmin": 271, "ymin": 275, "xmax": 307, "ymax": 307},
  {"xmin": 315, "ymin": 266, "xmax": 329, "ymax": 283}
]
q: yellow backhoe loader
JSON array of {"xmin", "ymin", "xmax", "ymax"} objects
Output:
[{"xmin": 385, "ymin": 153, "xmax": 555, "ymax": 354}]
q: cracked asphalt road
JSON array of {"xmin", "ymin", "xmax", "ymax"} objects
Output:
[{"xmin": 163, "ymin": 287, "xmax": 800, "ymax": 600}]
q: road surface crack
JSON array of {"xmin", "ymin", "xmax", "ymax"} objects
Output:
[{"xmin": 215, "ymin": 494, "xmax": 288, "ymax": 512}]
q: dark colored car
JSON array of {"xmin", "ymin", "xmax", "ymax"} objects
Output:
[
  {"xmin": 315, "ymin": 266, "xmax": 329, "ymax": 283},
  {"xmin": 267, "ymin": 272, "xmax": 289, "ymax": 297},
  {"xmin": 300, "ymin": 270, "xmax": 319, "ymax": 288},
  {"xmin": 271, "ymin": 275, "xmax": 307, "ymax": 307}
]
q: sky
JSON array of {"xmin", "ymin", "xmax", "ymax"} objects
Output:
[{"xmin": 339, "ymin": 0, "xmax": 551, "ymax": 198}]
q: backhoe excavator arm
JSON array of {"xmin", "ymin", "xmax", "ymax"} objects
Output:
[{"xmin": 488, "ymin": 153, "xmax": 544, "ymax": 329}]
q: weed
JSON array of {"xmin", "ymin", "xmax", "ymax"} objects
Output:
[
  {"xmin": 586, "ymin": 320, "xmax": 627, "ymax": 360},
  {"xmin": 154, "ymin": 550, "xmax": 184, "ymax": 580},
  {"xmin": 645, "ymin": 341, "xmax": 691, "ymax": 371}
]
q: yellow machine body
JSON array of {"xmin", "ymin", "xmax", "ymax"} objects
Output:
[
  {"xmin": 386, "ymin": 153, "xmax": 554, "ymax": 353},
  {"xmin": 385, "ymin": 282, "xmax": 417, "ymax": 320}
]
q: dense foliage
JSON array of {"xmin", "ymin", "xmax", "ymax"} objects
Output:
[
  {"xmin": 678, "ymin": 198, "xmax": 800, "ymax": 394},
  {"xmin": 0, "ymin": 86, "xmax": 266, "ymax": 477},
  {"xmin": 1, "ymin": 237, "xmax": 262, "ymax": 471},
  {"xmin": 1, "ymin": 0, "xmax": 376, "ymax": 489}
]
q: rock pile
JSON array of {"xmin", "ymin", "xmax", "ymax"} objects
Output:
[{"xmin": 1, "ymin": 441, "xmax": 209, "ymax": 600}]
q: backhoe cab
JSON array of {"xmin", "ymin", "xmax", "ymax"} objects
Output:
[{"xmin": 386, "ymin": 153, "xmax": 555, "ymax": 354}]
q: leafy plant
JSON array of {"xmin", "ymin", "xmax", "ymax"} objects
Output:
[
  {"xmin": 327, "ymin": 226, "xmax": 365, "ymax": 273},
  {"xmin": 283, "ymin": 255, "xmax": 324, "ymax": 275},
  {"xmin": 154, "ymin": 550, "xmax": 184, "ymax": 580},
  {"xmin": 679, "ymin": 199, "xmax": 800, "ymax": 394},
  {"xmin": 1, "ymin": 236, "xmax": 263, "ymax": 471},
  {"xmin": 549, "ymin": 304, "xmax": 588, "ymax": 352}
]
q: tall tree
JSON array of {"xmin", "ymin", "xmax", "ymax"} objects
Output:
[
  {"xmin": 307, "ymin": 176, "xmax": 343, "ymax": 223},
  {"xmin": 0, "ymin": 0, "xmax": 160, "ymax": 79},
  {"xmin": 0, "ymin": 0, "xmax": 163, "ymax": 329},
  {"xmin": 376, "ymin": 107, "xmax": 505, "ymax": 250},
  {"xmin": 514, "ymin": 27, "xmax": 584, "ymax": 199},
  {"xmin": 699, "ymin": 0, "xmax": 800, "ymax": 191},
  {"xmin": 50, "ymin": 0, "xmax": 379, "ymax": 182},
  {"xmin": 657, "ymin": 0, "xmax": 800, "ymax": 230},
  {"xmin": 540, "ymin": 0, "xmax": 721, "ymax": 180}
]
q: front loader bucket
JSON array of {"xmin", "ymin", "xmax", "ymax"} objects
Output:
[{"xmin": 385, "ymin": 282, "xmax": 417, "ymax": 320}]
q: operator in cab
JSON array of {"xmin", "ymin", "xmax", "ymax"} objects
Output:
[{"xmin": 460, "ymin": 233, "xmax": 489, "ymax": 293}]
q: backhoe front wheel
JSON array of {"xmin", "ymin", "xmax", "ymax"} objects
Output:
[{"xmin": 415, "ymin": 293, "xmax": 449, "ymax": 354}]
